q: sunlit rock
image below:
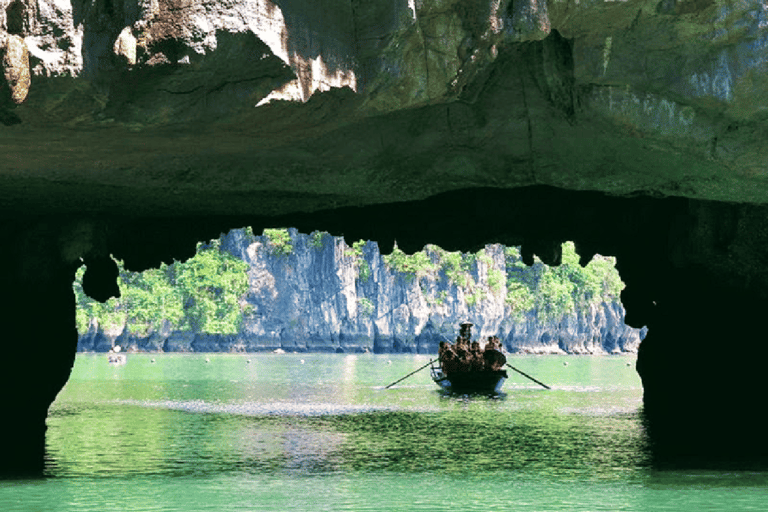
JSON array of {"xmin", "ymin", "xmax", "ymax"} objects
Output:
[
  {"xmin": 80, "ymin": 228, "xmax": 643, "ymax": 354},
  {"xmin": 113, "ymin": 26, "xmax": 137, "ymax": 66},
  {"xmin": 1, "ymin": 33, "xmax": 30, "ymax": 104}
]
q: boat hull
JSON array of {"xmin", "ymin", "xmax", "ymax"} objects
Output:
[{"xmin": 431, "ymin": 368, "xmax": 507, "ymax": 394}]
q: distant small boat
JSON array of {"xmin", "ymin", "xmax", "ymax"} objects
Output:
[
  {"xmin": 107, "ymin": 353, "xmax": 127, "ymax": 365},
  {"xmin": 107, "ymin": 345, "xmax": 126, "ymax": 365}
]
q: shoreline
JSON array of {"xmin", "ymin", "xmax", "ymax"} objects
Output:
[{"xmin": 79, "ymin": 347, "xmax": 638, "ymax": 356}]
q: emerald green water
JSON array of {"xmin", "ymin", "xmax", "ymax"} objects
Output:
[{"xmin": 3, "ymin": 353, "xmax": 766, "ymax": 511}]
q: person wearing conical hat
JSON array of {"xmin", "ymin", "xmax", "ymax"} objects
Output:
[{"xmin": 459, "ymin": 321, "xmax": 473, "ymax": 339}]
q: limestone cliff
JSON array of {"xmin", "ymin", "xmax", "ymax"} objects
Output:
[{"xmin": 77, "ymin": 228, "xmax": 644, "ymax": 353}]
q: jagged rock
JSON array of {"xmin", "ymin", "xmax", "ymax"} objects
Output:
[
  {"xmin": 1, "ymin": 33, "xmax": 30, "ymax": 104},
  {"xmin": 163, "ymin": 331, "xmax": 196, "ymax": 352},
  {"xmin": 191, "ymin": 332, "xmax": 239, "ymax": 352},
  {"xmin": 78, "ymin": 228, "xmax": 643, "ymax": 353},
  {"xmin": 113, "ymin": 26, "xmax": 137, "ymax": 66},
  {"xmin": 77, "ymin": 318, "xmax": 122, "ymax": 352}
]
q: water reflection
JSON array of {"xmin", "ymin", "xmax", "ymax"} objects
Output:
[
  {"xmin": 46, "ymin": 397, "xmax": 651, "ymax": 481},
  {"xmin": 24, "ymin": 355, "xmax": 768, "ymax": 512},
  {"xmin": 325, "ymin": 408, "xmax": 650, "ymax": 479}
]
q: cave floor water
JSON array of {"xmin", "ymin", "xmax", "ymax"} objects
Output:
[{"xmin": 3, "ymin": 353, "xmax": 767, "ymax": 511}]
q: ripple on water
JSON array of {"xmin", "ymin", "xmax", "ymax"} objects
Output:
[{"xmin": 115, "ymin": 399, "xmax": 428, "ymax": 417}]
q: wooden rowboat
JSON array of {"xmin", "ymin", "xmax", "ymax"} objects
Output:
[{"xmin": 430, "ymin": 364, "xmax": 507, "ymax": 394}]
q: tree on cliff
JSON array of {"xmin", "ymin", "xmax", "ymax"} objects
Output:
[
  {"xmin": 503, "ymin": 241, "xmax": 625, "ymax": 321},
  {"xmin": 74, "ymin": 229, "xmax": 628, "ymax": 347},
  {"xmin": 74, "ymin": 240, "xmax": 249, "ymax": 336}
]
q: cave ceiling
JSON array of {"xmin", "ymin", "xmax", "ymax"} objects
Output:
[{"xmin": 2, "ymin": 0, "xmax": 768, "ymax": 222}]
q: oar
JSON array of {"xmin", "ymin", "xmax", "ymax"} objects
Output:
[
  {"xmin": 385, "ymin": 359, "xmax": 437, "ymax": 389},
  {"xmin": 506, "ymin": 363, "xmax": 551, "ymax": 389}
]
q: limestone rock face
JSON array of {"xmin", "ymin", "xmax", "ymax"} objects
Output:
[
  {"xmin": 228, "ymin": 230, "xmax": 641, "ymax": 353},
  {"xmin": 3, "ymin": 0, "xmax": 768, "ymax": 208},
  {"xmin": 78, "ymin": 228, "xmax": 643, "ymax": 354},
  {"xmin": 504, "ymin": 302, "xmax": 644, "ymax": 354}
]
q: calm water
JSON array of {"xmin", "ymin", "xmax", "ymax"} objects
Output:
[{"xmin": 2, "ymin": 353, "xmax": 766, "ymax": 511}]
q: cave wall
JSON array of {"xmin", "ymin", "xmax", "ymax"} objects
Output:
[
  {"xmin": 3, "ymin": 0, "xmax": 768, "ymax": 473},
  {"xmin": 2, "ymin": 0, "xmax": 768, "ymax": 211}
]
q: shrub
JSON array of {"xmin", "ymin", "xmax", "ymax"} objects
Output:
[
  {"xmin": 310, "ymin": 231, "xmax": 326, "ymax": 250},
  {"xmin": 347, "ymin": 240, "xmax": 371, "ymax": 282},
  {"xmin": 487, "ymin": 268, "xmax": 505, "ymax": 295},
  {"xmin": 358, "ymin": 297, "xmax": 375, "ymax": 317},
  {"xmin": 264, "ymin": 228, "xmax": 293, "ymax": 256},
  {"xmin": 383, "ymin": 244, "xmax": 437, "ymax": 280}
]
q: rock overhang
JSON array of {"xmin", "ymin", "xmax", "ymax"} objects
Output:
[{"xmin": 1, "ymin": 0, "xmax": 768, "ymax": 217}]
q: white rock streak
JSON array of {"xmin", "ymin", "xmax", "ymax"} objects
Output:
[{"xmin": 250, "ymin": 0, "xmax": 357, "ymax": 106}]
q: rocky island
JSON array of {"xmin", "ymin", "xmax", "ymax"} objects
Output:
[{"xmin": 76, "ymin": 228, "xmax": 645, "ymax": 354}]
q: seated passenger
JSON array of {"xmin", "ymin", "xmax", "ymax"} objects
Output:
[
  {"xmin": 483, "ymin": 348, "xmax": 506, "ymax": 372},
  {"xmin": 441, "ymin": 348, "xmax": 459, "ymax": 375},
  {"xmin": 439, "ymin": 340, "xmax": 449, "ymax": 359},
  {"xmin": 470, "ymin": 341, "xmax": 485, "ymax": 371},
  {"xmin": 454, "ymin": 346, "xmax": 471, "ymax": 373}
]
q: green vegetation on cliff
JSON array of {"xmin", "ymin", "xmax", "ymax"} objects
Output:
[
  {"xmin": 378, "ymin": 240, "xmax": 624, "ymax": 320},
  {"xmin": 264, "ymin": 228, "xmax": 293, "ymax": 256},
  {"xmin": 74, "ymin": 240, "xmax": 249, "ymax": 335},
  {"xmin": 502, "ymin": 242, "xmax": 623, "ymax": 320},
  {"xmin": 347, "ymin": 240, "xmax": 371, "ymax": 282},
  {"xmin": 382, "ymin": 243, "xmax": 437, "ymax": 280},
  {"xmin": 75, "ymin": 229, "xmax": 625, "ymax": 338}
]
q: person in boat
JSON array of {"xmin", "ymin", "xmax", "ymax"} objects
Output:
[
  {"xmin": 470, "ymin": 341, "xmax": 485, "ymax": 371},
  {"xmin": 459, "ymin": 321, "xmax": 473, "ymax": 340},
  {"xmin": 440, "ymin": 344, "xmax": 460, "ymax": 375},
  {"xmin": 483, "ymin": 336, "xmax": 506, "ymax": 371},
  {"xmin": 439, "ymin": 341, "xmax": 456, "ymax": 363},
  {"xmin": 454, "ymin": 344, "xmax": 471, "ymax": 373}
]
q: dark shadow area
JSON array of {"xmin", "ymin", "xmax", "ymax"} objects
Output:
[
  {"xmin": 81, "ymin": 255, "xmax": 121, "ymax": 302},
  {"xmin": 5, "ymin": 0, "xmax": 26, "ymax": 35},
  {"xmin": 0, "ymin": 219, "xmax": 80, "ymax": 477},
  {"xmin": 70, "ymin": 0, "xmax": 141, "ymax": 80},
  {"xmin": 0, "ymin": 107, "xmax": 22, "ymax": 125},
  {"xmin": 3, "ymin": 186, "xmax": 768, "ymax": 476}
]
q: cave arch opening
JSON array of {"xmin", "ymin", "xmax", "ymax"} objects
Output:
[
  {"xmin": 73, "ymin": 226, "xmax": 645, "ymax": 358},
  {"xmin": 1, "ymin": 185, "xmax": 764, "ymax": 480},
  {"xmin": 17, "ymin": 184, "xmax": 768, "ymax": 478},
  {"xmin": 49, "ymin": 221, "xmax": 651, "ymax": 482}
]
